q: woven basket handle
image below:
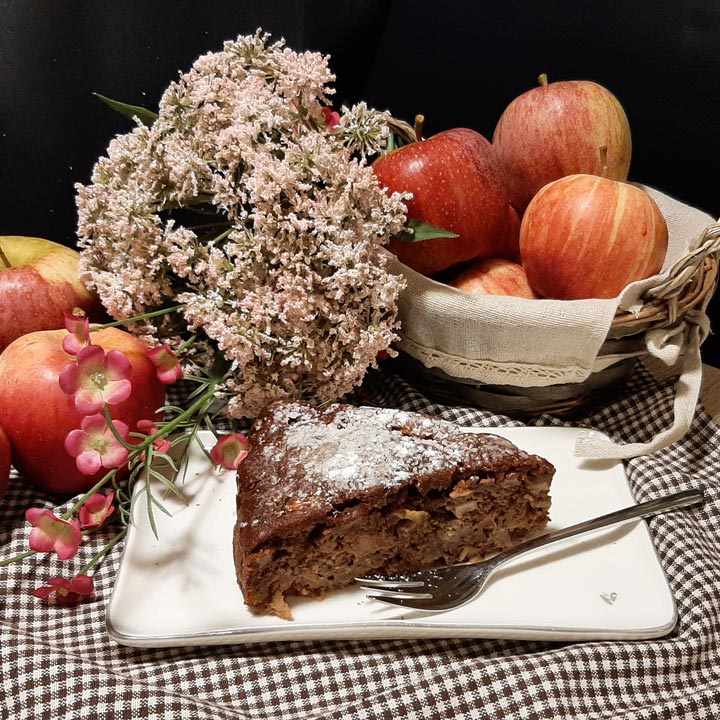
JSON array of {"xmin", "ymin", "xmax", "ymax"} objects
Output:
[
  {"xmin": 645, "ymin": 221, "xmax": 720, "ymax": 311},
  {"xmin": 576, "ymin": 221, "xmax": 720, "ymax": 458},
  {"xmin": 577, "ymin": 229, "xmax": 719, "ymax": 460}
]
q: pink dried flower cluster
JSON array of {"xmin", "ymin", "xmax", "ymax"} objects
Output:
[
  {"xmin": 24, "ymin": 491, "xmax": 116, "ymax": 605},
  {"xmin": 75, "ymin": 30, "xmax": 408, "ymax": 419}
]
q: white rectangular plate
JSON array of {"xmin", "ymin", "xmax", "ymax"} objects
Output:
[{"xmin": 106, "ymin": 427, "xmax": 677, "ymax": 646}]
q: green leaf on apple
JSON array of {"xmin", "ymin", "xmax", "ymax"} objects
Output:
[
  {"xmin": 93, "ymin": 93, "xmax": 159, "ymax": 127},
  {"xmin": 393, "ymin": 219, "xmax": 459, "ymax": 243}
]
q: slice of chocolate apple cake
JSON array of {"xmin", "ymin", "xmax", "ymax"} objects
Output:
[{"xmin": 233, "ymin": 401, "xmax": 554, "ymax": 619}]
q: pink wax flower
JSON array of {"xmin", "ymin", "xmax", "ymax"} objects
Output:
[
  {"xmin": 78, "ymin": 492, "xmax": 116, "ymax": 529},
  {"xmin": 137, "ymin": 419, "xmax": 172, "ymax": 454},
  {"xmin": 65, "ymin": 413, "xmax": 130, "ymax": 476},
  {"xmin": 26, "ymin": 508, "xmax": 82, "ymax": 560},
  {"xmin": 59, "ymin": 344, "xmax": 132, "ymax": 414},
  {"xmin": 321, "ymin": 106, "xmax": 340, "ymax": 130},
  {"xmin": 210, "ymin": 433, "xmax": 250, "ymax": 470},
  {"xmin": 33, "ymin": 575, "xmax": 94, "ymax": 606},
  {"xmin": 147, "ymin": 344, "xmax": 184, "ymax": 384},
  {"xmin": 62, "ymin": 311, "xmax": 92, "ymax": 355}
]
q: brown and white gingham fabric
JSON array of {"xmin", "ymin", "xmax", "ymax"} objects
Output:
[{"xmin": 1, "ymin": 364, "xmax": 719, "ymax": 719}]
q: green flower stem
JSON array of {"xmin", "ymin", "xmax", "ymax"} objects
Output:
[
  {"xmin": 64, "ymin": 467, "xmax": 121, "ymax": 520},
  {"xmin": 102, "ymin": 406, "xmax": 140, "ymax": 451},
  {"xmin": 165, "ymin": 194, "xmax": 214, "ymax": 209},
  {"xmin": 152, "ymin": 382, "xmax": 219, "ymax": 437},
  {"xmin": 102, "ymin": 378, "xmax": 219, "ymax": 459},
  {"xmin": 0, "ymin": 549, "xmax": 37, "ymax": 567},
  {"xmin": 213, "ymin": 227, "xmax": 233, "ymax": 243},
  {"xmin": 187, "ymin": 221, "xmax": 232, "ymax": 231},
  {"xmin": 78, "ymin": 527, "xmax": 128, "ymax": 575},
  {"xmin": 91, "ymin": 304, "xmax": 186, "ymax": 331},
  {"xmin": 177, "ymin": 333, "xmax": 197, "ymax": 353}
]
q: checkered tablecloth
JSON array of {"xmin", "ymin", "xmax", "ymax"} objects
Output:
[{"xmin": 1, "ymin": 364, "xmax": 719, "ymax": 719}]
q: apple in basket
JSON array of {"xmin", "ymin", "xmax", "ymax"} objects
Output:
[
  {"xmin": 519, "ymin": 174, "xmax": 668, "ymax": 300},
  {"xmin": 0, "ymin": 425, "xmax": 10, "ymax": 502},
  {"xmin": 499, "ymin": 203, "xmax": 522, "ymax": 262},
  {"xmin": 0, "ymin": 327, "xmax": 166, "ymax": 495},
  {"xmin": 449, "ymin": 257, "xmax": 538, "ymax": 299},
  {"xmin": 373, "ymin": 127, "xmax": 514, "ymax": 275},
  {"xmin": 492, "ymin": 75, "xmax": 632, "ymax": 213},
  {"xmin": 0, "ymin": 236, "xmax": 102, "ymax": 351}
]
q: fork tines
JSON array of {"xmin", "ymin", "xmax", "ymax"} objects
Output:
[
  {"xmin": 354, "ymin": 575, "xmax": 433, "ymax": 601},
  {"xmin": 354, "ymin": 576, "xmax": 425, "ymax": 589}
]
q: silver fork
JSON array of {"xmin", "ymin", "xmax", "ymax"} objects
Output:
[{"xmin": 356, "ymin": 487, "xmax": 704, "ymax": 613}]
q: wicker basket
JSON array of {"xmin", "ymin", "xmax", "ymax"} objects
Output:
[
  {"xmin": 390, "ymin": 222, "xmax": 720, "ymax": 416},
  {"xmin": 389, "ymin": 222, "xmax": 720, "ymax": 415},
  {"xmin": 383, "ymin": 119, "xmax": 720, "ymax": 415}
]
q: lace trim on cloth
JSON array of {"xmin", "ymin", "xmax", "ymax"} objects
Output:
[
  {"xmin": 398, "ymin": 311, "xmax": 710, "ymax": 459},
  {"xmin": 395, "ymin": 334, "xmax": 592, "ymax": 385}
]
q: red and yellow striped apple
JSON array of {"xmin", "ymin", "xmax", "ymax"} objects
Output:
[
  {"xmin": 519, "ymin": 174, "xmax": 668, "ymax": 300},
  {"xmin": 493, "ymin": 75, "xmax": 632, "ymax": 213},
  {"xmin": 0, "ymin": 236, "xmax": 102, "ymax": 351},
  {"xmin": 449, "ymin": 258, "xmax": 538, "ymax": 299},
  {"xmin": 0, "ymin": 327, "xmax": 165, "ymax": 495},
  {"xmin": 373, "ymin": 128, "xmax": 512, "ymax": 276}
]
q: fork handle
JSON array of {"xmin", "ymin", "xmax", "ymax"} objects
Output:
[{"xmin": 490, "ymin": 487, "xmax": 704, "ymax": 565}]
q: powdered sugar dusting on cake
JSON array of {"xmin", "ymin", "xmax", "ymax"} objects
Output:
[
  {"xmin": 238, "ymin": 402, "xmax": 526, "ymax": 535},
  {"xmin": 281, "ymin": 406, "xmax": 463, "ymax": 491}
]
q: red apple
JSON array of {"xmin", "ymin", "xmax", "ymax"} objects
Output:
[
  {"xmin": 519, "ymin": 174, "xmax": 668, "ymax": 300},
  {"xmin": 497, "ymin": 203, "xmax": 521, "ymax": 262},
  {"xmin": 373, "ymin": 128, "xmax": 512, "ymax": 275},
  {"xmin": 449, "ymin": 258, "xmax": 538, "ymax": 299},
  {"xmin": 0, "ymin": 327, "xmax": 166, "ymax": 495},
  {"xmin": 0, "ymin": 425, "xmax": 10, "ymax": 502},
  {"xmin": 0, "ymin": 236, "xmax": 102, "ymax": 351},
  {"xmin": 492, "ymin": 75, "xmax": 632, "ymax": 213}
]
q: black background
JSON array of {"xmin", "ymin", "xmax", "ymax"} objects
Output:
[{"xmin": 2, "ymin": 0, "xmax": 719, "ymax": 364}]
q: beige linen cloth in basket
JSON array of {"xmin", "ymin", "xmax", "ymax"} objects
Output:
[{"xmin": 387, "ymin": 186, "xmax": 719, "ymax": 459}]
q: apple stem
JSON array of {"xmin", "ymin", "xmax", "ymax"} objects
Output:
[
  {"xmin": 414, "ymin": 114, "xmax": 425, "ymax": 141},
  {"xmin": 0, "ymin": 244, "xmax": 10, "ymax": 270},
  {"xmin": 537, "ymin": 73, "xmax": 548, "ymax": 87},
  {"xmin": 599, "ymin": 144, "xmax": 609, "ymax": 177}
]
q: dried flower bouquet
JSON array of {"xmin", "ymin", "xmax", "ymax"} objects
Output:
[{"xmin": 76, "ymin": 30, "xmax": 409, "ymax": 419}]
